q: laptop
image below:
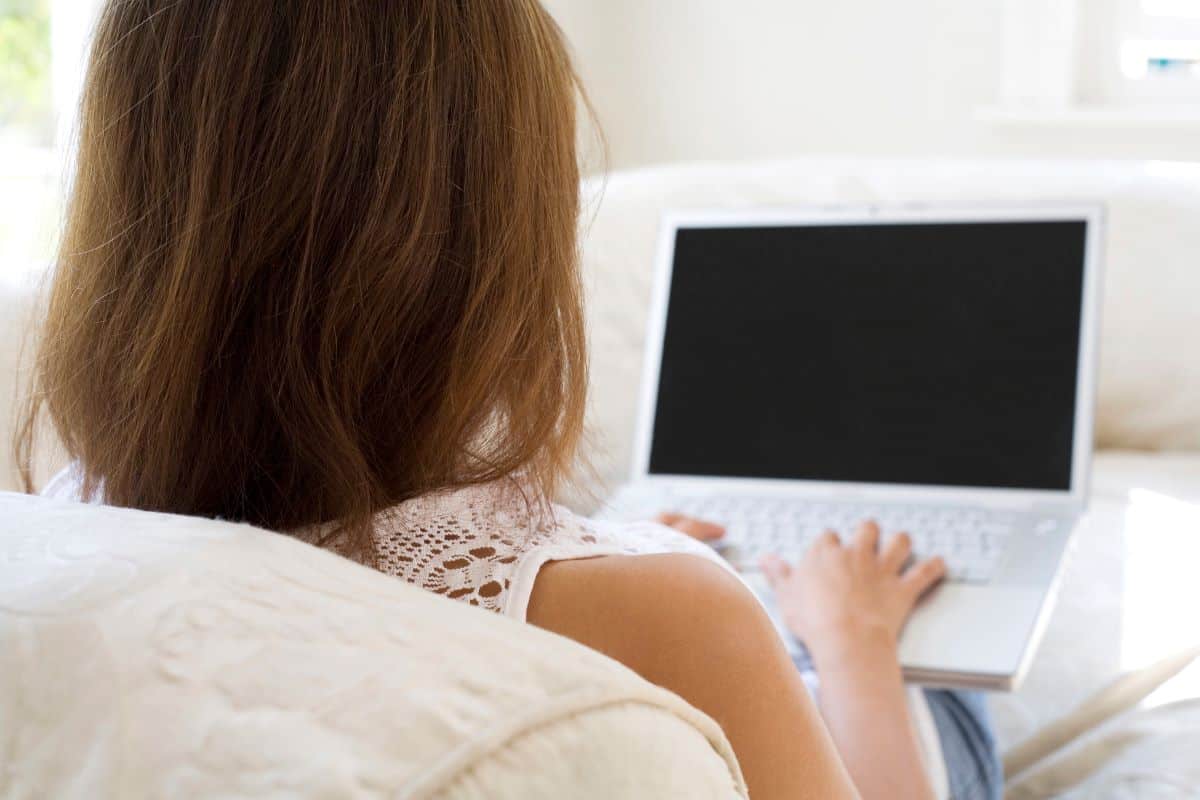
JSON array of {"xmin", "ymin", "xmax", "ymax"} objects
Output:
[{"xmin": 602, "ymin": 205, "xmax": 1104, "ymax": 691}]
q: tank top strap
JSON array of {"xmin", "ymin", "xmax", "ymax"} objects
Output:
[{"xmin": 361, "ymin": 480, "xmax": 734, "ymax": 620}]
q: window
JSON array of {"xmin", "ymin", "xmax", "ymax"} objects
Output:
[
  {"xmin": 992, "ymin": 0, "xmax": 1200, "ymax": 121},
  {"xmin": 1142, "ymin": 0, "xmax": 1200, "ymax": 19},
  {"xmin": 0, "ymin": 0, "xmax": 53, "ymax": 284},
  {"xmin": 0, "ymin": 0, "xmax": 53, "ymax": 146},
  {"xmin": 1081, "ymin": 0, "xmax": 1200, "ymax": 107},
  {"xmin": 0, "ymin": 0, "xmax": 100, "ymax": 285},
  {"xmin": 1116, "ymin": 0, "xmax": 1200, "ymax": 99}
]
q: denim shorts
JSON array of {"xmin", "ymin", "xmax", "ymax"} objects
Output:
[{"xmin": 922, "ymin": 688, "xmax": 1004, "ymax": 800}]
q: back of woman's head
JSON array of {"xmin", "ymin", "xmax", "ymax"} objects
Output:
[{"xmin": 18, "ymin": 0, "xmax": 588, "ymax": 558}]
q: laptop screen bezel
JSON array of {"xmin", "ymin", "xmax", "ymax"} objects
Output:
[{"xmin": 630, "ymin": 205, "xmax": 1104, "ymax": 511}]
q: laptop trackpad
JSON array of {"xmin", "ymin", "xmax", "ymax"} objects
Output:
[{"xmin": 900, "ymin": 583, "xmax": 1043, "ymax": 685}]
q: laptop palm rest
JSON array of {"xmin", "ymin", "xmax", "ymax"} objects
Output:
[{"xmin": 900, "ymin": 584, "xmax": 1045, "ymax": 691}]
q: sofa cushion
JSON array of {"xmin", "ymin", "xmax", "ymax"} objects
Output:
[{"xmin": 0, "ymin": 492, "xmax": 747, "ymax": 799}]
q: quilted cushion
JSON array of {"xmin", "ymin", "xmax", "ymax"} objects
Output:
[{"xmin": 0, "ymin": 492, "xmax": 747, "ymax": 799}]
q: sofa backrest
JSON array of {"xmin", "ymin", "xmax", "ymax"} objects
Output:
[
  {"xmin": 0, "ymin": 492, "xmax": 746, "ymax": 799},
  {"xmin": 579, "ymin": 158, "xmax": 1200, "ymax": 491}
]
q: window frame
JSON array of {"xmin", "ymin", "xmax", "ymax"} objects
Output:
[{"xmin": 1104, "ymin": 0, "xmax": 1200, "ymax": 103}]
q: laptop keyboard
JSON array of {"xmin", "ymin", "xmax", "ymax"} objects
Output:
[{"xmin": 669, "ymin": 497, "xmax": 1016, "ymax": 584}]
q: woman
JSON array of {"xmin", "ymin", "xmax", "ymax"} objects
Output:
[{"xmin": 19, "ymin": 2, "xmax": 1000, "ymax": 797}]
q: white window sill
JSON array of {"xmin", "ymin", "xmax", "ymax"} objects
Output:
[{"xmin": 976, "ymin": 104, "xmax": 1200, "ymax": 128}]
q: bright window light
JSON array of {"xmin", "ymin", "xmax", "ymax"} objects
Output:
[
  {"xmin": 0, "ymin": 0, "xmax": 101, "ymax": 287},
  {"xmin": 1142, "ymin": 0, "xmax": 1200, "ymax": 17},
  {"xmin": 1120, "ymin": 489, "xmax": 1200, "ymax": 678}
]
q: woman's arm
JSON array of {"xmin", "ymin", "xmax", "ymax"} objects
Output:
[
  {"xmin": 527, "ymin": 553, "xmax": 859, "ymax": 800},
  {"xmin": 804, "ymin": 633, "xmax": 931, "ymax": 800},
  {"xmin": 762, "ymin": 522, "xmax": 946, "ymax": 800}
]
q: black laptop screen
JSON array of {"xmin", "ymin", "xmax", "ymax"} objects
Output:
[{"xmin": 647, "ymin": 220, "xmax": 1089, "ymax": 491}]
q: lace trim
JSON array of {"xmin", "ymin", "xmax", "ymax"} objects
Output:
[{"xmin": 303, "ymin": 480, "xmax": 727, "ymax": 619}]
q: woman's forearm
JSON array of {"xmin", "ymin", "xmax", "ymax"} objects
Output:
[{"xmin": 812, "ymin": 632, "xmax": 936, "ymax": 800}]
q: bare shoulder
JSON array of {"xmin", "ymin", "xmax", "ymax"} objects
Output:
[
  {"xmin": 527, "ymin": 553, "xmax": 772, "ymax": 678},
  {"xmin": 527, "ymin": 553, "xmax": 856, "ymax": 799}
]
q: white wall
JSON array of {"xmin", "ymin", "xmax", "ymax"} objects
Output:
[{"xmin": 543, "ymin": 0, "xmax": 1200, "ymax": 171}]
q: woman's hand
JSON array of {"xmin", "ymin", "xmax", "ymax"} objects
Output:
[
  {"xmin": 760, "ymin": 520, "xmax": 946, "ymax": 667},
  {"xmin": 762, "ymin": 521, "xmax": 946, "ymax": 800},
  {"xmin": 655, "ymin": 512, "xmax": 726, "ymax": 542}
]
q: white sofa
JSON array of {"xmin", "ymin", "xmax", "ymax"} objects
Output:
[{"xmin": 3, "ymin": 157, "xmax": 1200, "ymax": 796}]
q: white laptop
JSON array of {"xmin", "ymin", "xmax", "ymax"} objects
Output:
[{"xmin": 603, "ymin": 205, "xmax": 1104, "ymax": 691}]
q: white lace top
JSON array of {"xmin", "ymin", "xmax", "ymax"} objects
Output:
[{"xmin": 304, "ymin": 478, "xmax": 737, "ymax": 622}]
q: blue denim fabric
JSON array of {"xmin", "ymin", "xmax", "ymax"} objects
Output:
[{"xmin": 923, "ymin": 689, "xmax": 1003, "ymax": 800}]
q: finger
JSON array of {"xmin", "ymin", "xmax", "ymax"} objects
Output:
[
  {"xmin": 657, "ymin": 513, "xmax": 726, "ymax": 541},
  {"xmin": 760, "ymin": 554, "xmax": 792, "ymax": 588},
  {"xmin": 902, "ymin": 556, "xmax": 947, "ymax": 600},
  {"xmin": 681, "ymin": 517, "xmax": 726, "ymax": 541},
  {"xmin": 813, "ymin": 530, "xmax": 841, "ymax": 551},
  {"xmin": 880, "ymin": 532, "xmax": 913, "ymax": 573},
  {"xmin": 853, "ymin": 519, "xmax": 880, "ymax": 555}
]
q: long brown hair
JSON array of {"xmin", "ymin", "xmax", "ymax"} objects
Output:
[{"xmin": 17, "ymin": 0, "xmax": 589, "ymax": 561}]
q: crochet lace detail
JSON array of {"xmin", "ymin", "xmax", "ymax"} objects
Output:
[{"xmin": 306, "ymin": 479, "xmax": 726, "ymax": 618}]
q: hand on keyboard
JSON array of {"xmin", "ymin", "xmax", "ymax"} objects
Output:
[
  {"xmin": 760, "ymin": 520, "xmax": 947, "ymax": 664},
  {"xmin": 657, "ymin": 497, "xmax": 1010, "ymax": 584}
]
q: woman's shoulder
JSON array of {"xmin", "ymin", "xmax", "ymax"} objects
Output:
[
  {"xmin": 528, "ymin": 550, "xmax": 756, "ymax": 637},
  {"xmin": 524, "ymin": 551, "xmax": 811, "ymax": 743},
  {"xmin": 526, "ymin": 550, "xmax": 857, "ymax": 799},
  {"xmin": 527, "ymin": 550, "xmax": 775, "ymax": 693}
]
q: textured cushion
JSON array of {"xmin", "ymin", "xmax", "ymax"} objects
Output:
[
  {"xmin": 579, "ymin": 158, "xmax": 1200, "ymax": 493},
  {"xmin": 0, "ymin": 492, "xmax": 747, "ymax": 799}
]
